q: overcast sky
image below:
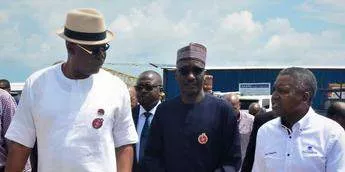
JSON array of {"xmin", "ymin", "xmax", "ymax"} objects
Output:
[{"xmin": 1, "ymin": 0, "xmax": 345, "ymax": 82}]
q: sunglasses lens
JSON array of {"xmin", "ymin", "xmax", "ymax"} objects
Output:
[
  {"xmin": 146, "ymin": 86, "xmax": 153, "ymax": 91},
  {"xmin": 179, "ymin": 67, "xmax": 204, "ymax": 76},
  {"xmin": 94, "ymin": 44, "xmax": 110, "ymax": 54},
  {"xmin": 179, "ymin": 68, "xmax": 189, "ymax": 76},
  {"xmin": 93, "ymin": 49, "xmax": 101, "ymax": 55},
  {"xmin": 104, "ymin": 43, "xmax": 110, "ymax": 51},
  {"xmin": 135, "ymin": 85, "xmax": 160, "ymax": 91},
  {"xmin": 193, "ymin": 67, "xmax": 203, "ymax": 75}
]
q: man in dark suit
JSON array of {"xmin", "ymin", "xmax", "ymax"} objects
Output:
[
  {"xmin": 132, "ymin": 70, "xmax": 163, "ymax": 172},
  {"xmin": 143, "ymin": 43, "xmax": 241, "ymax": 172},
  {"xmin": 241, "ymin": 111, "xmax": 277, "ymax": 172}
]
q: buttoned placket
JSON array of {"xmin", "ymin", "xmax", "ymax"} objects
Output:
[
  {"xmin": 282, "ymin": 123, "xmax": 305, "ymax": 171},
  {"xmin": 281, "ymin": 124, "xmax": 293, "ymax": 171}
]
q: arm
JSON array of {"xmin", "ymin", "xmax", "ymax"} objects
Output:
[
  {"xmin": 5, "ymin": 141, "xmax": 32, "ymax": 172},
  {"xmin": 116, "ymin": 144, "xmax": 134, "ymax": 172},
  {"xmin": 4, "ymin": 81, "xmax": 36, "ymax": 171},
  {"xmin": 142, "ymin": 106, "xmax": 165, "ymax": 172},
  {"xmin": 113, "ymin": 82, "xmax": 138, "ymax": 171},
  {"xmin": 326, "ymin": 129, "xmax": 345, "ymax": 172},
  {"xmin": 219, "ymin": 103, "xmax": 242, "ymax": 172}
]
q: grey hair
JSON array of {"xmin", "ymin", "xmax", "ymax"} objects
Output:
[{"xmin": 278, "ymin": 67, "xmax": 317, "ymax": 102}]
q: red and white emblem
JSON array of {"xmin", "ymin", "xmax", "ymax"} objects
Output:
[
  {"xmin": 97, "ymin": 109, "xmax": 105, "ymax": 116},
  {"xmin": 92, "ymin": 118, "xmax": 104, "ymax": 129},
  {"xmin": 198, "ymin": 133, "xmax": 208, "ymax": 144}
]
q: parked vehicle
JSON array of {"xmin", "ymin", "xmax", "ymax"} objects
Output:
[{"xmin": 10, "ymin": 82, "xmax": 24, "ymax": 103}]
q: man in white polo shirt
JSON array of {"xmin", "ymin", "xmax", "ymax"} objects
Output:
[
  {"xmin": 5, "ymin": 8, "xmax": 138, "ymax": 172},
  {"xmin": 252, "ymin": 67, "xmax": 345, "ymax": 172}
]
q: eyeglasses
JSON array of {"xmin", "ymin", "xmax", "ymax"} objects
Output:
[
  {"xmin": 178, "ymin": 67, "xmax": 204, "ymax": 76},
  {"xmin": 77, "ymin": 43, "xmax": 110, "ymax": 55},
  {"xmin": 135, "ymin": 85, "xmax": 161, "ymax": 91}
]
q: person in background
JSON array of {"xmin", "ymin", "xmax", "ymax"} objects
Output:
[
  {"xmin": 252, "ymin": 67, "xmax": 345, "ymax": 171},
  {"xmin": 248, "ymin": 102, "xmax": 262, "ymax": 116},
  {"xmin": 327, "ymin": 101, "xmax": 345, "ymax": 130},
  {"xmin": 0, "ymin": 89, "xmax": 16, "ymax": 172},
  {"xmin": 5, "ymin": 8, "xmax": 138, "ymax": 172},
  {"xmin": 240, "ymin": 110, "xmax": 277, "ymax": 172},
  {"xmin": 0, "ymin": 80, "xmax": 11, "ymax": 93},
  {"xmin": 0, "ymin": 89, "xmax": 31, "ymax": 172},
  {"xmin": 132, "ymin": 70, "xmax": 162, "ymax": 172},
  {"xmin": 159, "ymin": 91, "xmax": 166, "ymax": 102},
  {"xmin": 223, "ymin": 93, "xmax": 254, "ymax": 163},
  {"xmin": 203, "ymin": 74, "xmax": 213, "ymax": 94},
  {"xmin": 0, "ymin": 80, "xmax": 19, "ymax": 104},
  {"xmin": 143, "ymin": 43, "xmax": 241, "ymax": 172},
  {"xmin": 129, "ymin": 86, "xmax": 139, "ymax": 110}
]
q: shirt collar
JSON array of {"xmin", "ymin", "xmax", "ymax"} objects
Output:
[
  {"xmin": 237, "ymin": 111, "xmax": 245, "ymax": 122},
  {"xmin": 139, "ymin": 101, "xmax": 161, "ymax": 117},
  {"xmin": 279, "ymin": 107, "xmax": 314, "ymax": 132},
  {"xmin": 294, "ymin": 107, "xmax": 314, "ymax": 131}
]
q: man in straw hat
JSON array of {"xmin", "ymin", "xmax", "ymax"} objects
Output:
[
  {"xmin": 5, "ymin": 8, "xmax": 138, "ymax": 172},
  {"xmin": 143, "ymin": 43, "xmax": 242, "ymax": 172}
]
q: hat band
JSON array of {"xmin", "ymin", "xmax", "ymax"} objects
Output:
[{"xmin": 64, "ymin": 27, "xmax": 106, "ymax": 41}]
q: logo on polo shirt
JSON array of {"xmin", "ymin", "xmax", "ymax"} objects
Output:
[{"xmin": 302, "ymin": 145, "xmax": 317, "ymax": 154}]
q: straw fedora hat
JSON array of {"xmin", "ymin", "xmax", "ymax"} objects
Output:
[{"xmin": 57, "ymin": 8, "xmax": 114, "ymax": 45}]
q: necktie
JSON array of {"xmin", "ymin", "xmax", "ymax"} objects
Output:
[{"xmin": 139, "ymin": 112, "xmax": 152, "ymax": 163}]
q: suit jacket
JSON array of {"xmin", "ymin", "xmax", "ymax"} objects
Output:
[
  {"xmin": 132, "ymin": 105, "xmax": 140, "ymax": 172},
  {"xmin": 241, "ymin": 111, "xmax": 277, "ymax": 172},
  {"xmin": 132, "ymin": 104, "xmax": 159, "ymax": 172}
]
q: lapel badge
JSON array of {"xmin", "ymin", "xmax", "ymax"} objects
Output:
[
  {"xmin": 198, "ymin": 133, "xmax": 208, "ymax": 144},
  {"xmin": 97, "ymin": 109, "xmax": 105, "ymax": 116},
  {"xmin": 92, "ymin": 118, "xmax": 104, "ymax": 129}
]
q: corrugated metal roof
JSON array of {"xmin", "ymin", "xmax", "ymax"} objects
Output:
[{"xmin": 103, "ymin": 67, "xmax": 137, "ymax": 86}]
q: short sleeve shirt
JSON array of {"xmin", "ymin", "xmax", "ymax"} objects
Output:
[{"xmin": 5, "ymin": 64, "xmax": 138, "ymax": 172}]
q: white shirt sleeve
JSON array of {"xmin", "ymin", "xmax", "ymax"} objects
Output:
[
  {"xmin": 326, "ymin": 129, "xmax": 345, "ymax": 172},
  {"xmin": 252, "ymin": 126, "xmax": 265, "ymax": 172},
  {"xmin": 5, "ymin": 80, "xmax": 36, "ymax": 148},
  {"xmin": 112, "ymin": 83, "xmax": 138, "ymax": 148}
]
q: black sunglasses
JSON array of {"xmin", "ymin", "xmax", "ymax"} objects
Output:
[
  {"xmin": 77, "ymin": 43, "xmax": 110, "ymax": 55},
  {"xmin": 135, "ymin": 85, "xmax": 161, "ymax": 92},
  {"xmin": 178, "ymin": 67, "xmax": 204, "ymax": 76}
]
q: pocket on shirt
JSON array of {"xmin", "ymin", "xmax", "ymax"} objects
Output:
[
  {"xmin": 301, "ymin": 154, "xmax": 326, "ymax": 170},
  {"xmin": 263, "ymin": 153, "xmax": 284, "ymax": 170}
]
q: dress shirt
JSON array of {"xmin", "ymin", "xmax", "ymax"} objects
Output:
[
  {"xmin": 252, "ymin": 108, "xmax": 345, "ymax": 172},
  {"xmin": 136, "ymin": 101, "xmax": 160, "ymax": 161},
  {"xmin": 238, "ymin": 111, "xmax": 254, "ymax": 160}
]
